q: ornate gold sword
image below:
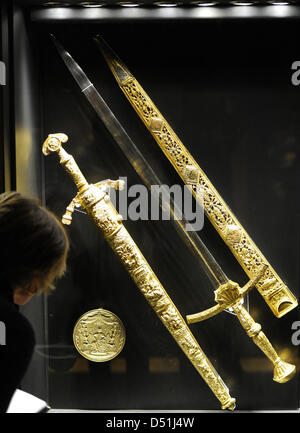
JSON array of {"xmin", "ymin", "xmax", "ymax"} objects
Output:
[
  {"xmin": 42, "ymin": 132, "xmax": 236, "ymax": 411},
  {"xmin": 94, "ymin": 36, "xmax": 297, "ymax": 319},
  {"xmin": 186, "ymin": 267, "xmax": 296, "ymax": 384}
]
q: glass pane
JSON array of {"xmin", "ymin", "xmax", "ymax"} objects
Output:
[{"xmin": 36, "ymin": 18, "xmax": 299, "ymax": 410}]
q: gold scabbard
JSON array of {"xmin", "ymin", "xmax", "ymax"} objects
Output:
[
  {"xmin": 96, "ymin": 38, "xmax": 297, "ymax": 318},
  {"xmin": 42, "ymin": 133, "xmax": 236, "ymax": 411}
]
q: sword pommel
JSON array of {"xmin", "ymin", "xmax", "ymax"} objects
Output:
[
  {"xmin": 42, "ymin": 133, "xmax": 88, "ymax": 191},
  {"xmin": 42, "ymin": 133, "xmax": 68, "ymax": 156}
]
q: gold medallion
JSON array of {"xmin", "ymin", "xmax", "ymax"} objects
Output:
[{"xmin": 73, "ymin": 308, "xmax": 126, "ymax": 362}]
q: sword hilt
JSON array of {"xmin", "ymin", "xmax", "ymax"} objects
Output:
[
  {"xmin": 42, "ymin": 133, "xmax": 88, "ymax": 191},
  {"xmin": 186, "ymin": 264, "xmax": 296, "ymax": 383},
  {"xmin": 233, "ymin": 302, "xmax": 296, "ymax": 383},
  {"xmin": 43, "ymin": 133, "xmax": 125, "ymax": 227}
]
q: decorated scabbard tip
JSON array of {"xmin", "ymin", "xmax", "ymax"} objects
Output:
[
  {"xmin": 222, "ymin": 397, "xmax": 236, "ymax": 411},
  {"xmin": 93, "ymin": 35, "xmax": 109, "ymax": 56},
  {"xmin": 42, "ymin": 133, "xmax": 68, "ymax": 156},
  {"xmin": 94, "ymin": 36, "xmax": 133, "ymax": 84}
]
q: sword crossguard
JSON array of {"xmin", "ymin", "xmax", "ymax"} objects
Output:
[
  {"xmin": 62, "ymin": 195, "xmax": 80, "ymax": 226},
  {"xmin": 186, "ymin": 264, "xmax": 268, "ymax": 324},
  {"xmin": 62, "ymin": 180, "xmax": 125, "ymax": 227},
  {"xmin": 95, "ymin": 179, "xmax": 125, "ymax": 192}
]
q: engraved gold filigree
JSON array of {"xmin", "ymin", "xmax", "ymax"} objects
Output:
[
  {"xmin": 42, "ymin": 133, "xmax": 236, "ymax": 411},
  {"xmin": 99, "ymin": 48, "xmax": 297, "ymax": 318}
]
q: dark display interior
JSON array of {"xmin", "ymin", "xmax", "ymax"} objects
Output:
[{"xmin": 20, "ymin": 15, "xmax": 300, "ymax": 410}]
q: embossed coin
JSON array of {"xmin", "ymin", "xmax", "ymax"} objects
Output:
[{"xmin": 73, "ymin": 308, "xmax": 126, "ymax": 362}]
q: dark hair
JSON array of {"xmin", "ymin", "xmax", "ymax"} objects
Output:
[{"xmin": 0, "ymin": 191, "xmax": 69, "ymax": 293}]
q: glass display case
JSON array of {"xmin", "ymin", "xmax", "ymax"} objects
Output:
[{"xmin": 1, "ymin": 0, "xmax": 299, "ymax": 413}]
